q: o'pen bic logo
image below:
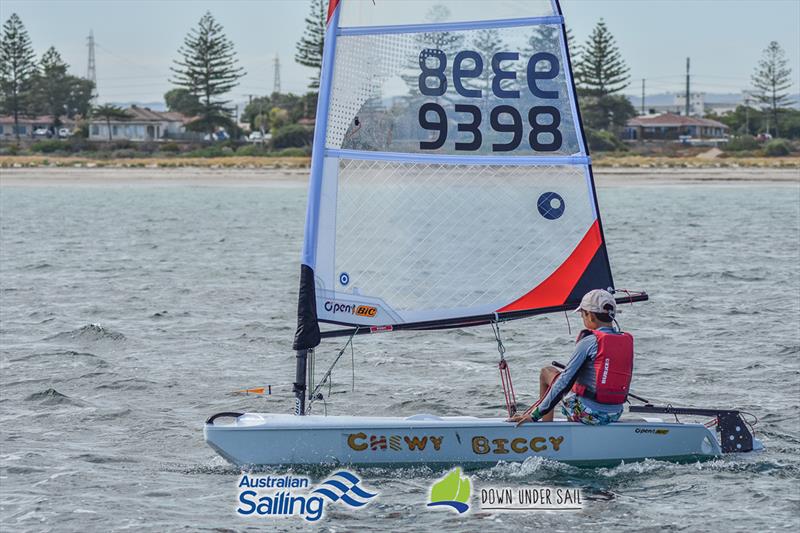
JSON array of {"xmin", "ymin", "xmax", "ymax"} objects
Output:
[{"xmin": 427, "ymin": 468, "xmax": 471, "ymax": 514}]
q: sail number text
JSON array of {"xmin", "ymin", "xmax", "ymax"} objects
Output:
[{"xmin": 417, "ymin": 49, "xmax": 563, "ymax": 152}]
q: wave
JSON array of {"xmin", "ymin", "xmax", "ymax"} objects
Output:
[
  {"xmin": 11, "ymin": 350, "xmax": 108, "ymax": 368},
  {"xmin": 45, "ymin": 324, "xmax": 126, "ymax": 342},
  {"xmin": 94, "ymin": 378, "xmax": 156, "ymax": 391},
  {"xmin": 24, "ymin": 387, "xmax": 85, "ymax": 406}
]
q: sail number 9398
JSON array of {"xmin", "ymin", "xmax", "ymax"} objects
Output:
[{"xmin": 418, "ymin": 49, "xmax": 562, "ymax": 152}]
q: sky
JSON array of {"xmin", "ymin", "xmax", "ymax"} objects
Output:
[{"xmin": 1, "ymin": 0, "xmax": 798, "ymax": 109}]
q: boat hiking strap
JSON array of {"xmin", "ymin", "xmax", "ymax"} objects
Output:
[
  {"xmin": 492, "ymin": 315, "xmax": 517, "ymax": 417},
  {"xmin": 306, "ymin": 326, "xmax": 359, "ymax": 414}
]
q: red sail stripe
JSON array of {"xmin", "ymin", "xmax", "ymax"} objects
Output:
[
  {"xmin": 497, "ymin": 221, "xmax": 603, "ymax": 312},
  {"xmin": 327, "ymin": 0, "xmax": 340, "ymax": 24}
]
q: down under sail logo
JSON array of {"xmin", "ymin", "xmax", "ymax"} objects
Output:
[
  {"xmin": 427, "ymin": 468, "xmax": 471, "ymax": 513},
  {"xmin": 236, "ymin": 470, "xmax": 377, "ymax": 522}
]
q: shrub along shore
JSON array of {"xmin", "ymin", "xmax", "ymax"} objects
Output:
[
  {"xmin": 0, "ymin": 137, "xmax": 798, "ymax": 169},
  {"xmin": 1, "ymin": 154, "xmax": 798, "ymax": 169}
]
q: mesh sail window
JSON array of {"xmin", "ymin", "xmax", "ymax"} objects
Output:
[{"xmin": 295, "ymin": 0, "xmax": 614, "ymax": 346}]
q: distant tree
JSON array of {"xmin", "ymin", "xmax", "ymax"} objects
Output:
[
  {"xmin": 565, "ymin": 27, "xmax": 577, "ymax": 59},
  {"xmin": 714, "ymin": 104, "xmax": 763, "ymax": 136},
  {"xmin": 295, "ymin": 0, "xmax": 326, "ymax": 89},
  {"xmin": 0, "ymin": 13, "xmax": 37, "ymax": 140},
  {"xmin": 66, "ymin": 78, "xmax": 94, "ymax": 119},
  {"xmin": 242, "ymin": 95, "xmax": 271, "ymax": 130},
  {"xmin": 242, "ymin": 91, "xmax": 317, "ymax": 131},
  {"xmin": 268, "ymin": 107, "xmax": 290, "ymax": 131},
  {"xmin": 401, "ymin": 5, "xmax": 464, "ymax": 95},
  {"xmin": 29, "ymin": 47, "xmax": 69, "ymax": 127},
  {"xmin": 580, "ymin": 94, "xmax": 636, "ymax": 132},
  {"xmin": 92, "ymin": 104, "xmax": 131, "ymax": 142},
  {"xmin": 28, "ymin": 47, "xmax": 94, "ymax": 127},
  {"xmin": 467, "ymin": 29, "xmax": 505, "ymax": 106},
  {"xmin": 171, "ymin": 12, "xmax": 245, "ymax": 133},
  {"xmin": 164, "ymin": 88, "xmax": 201, "ymax": 116},
  {"xmin": 575, "ymin": 19, "xmax": 629, "ymax": 96},
  {"xmin": 751, "ymin": 41, "xmax": 793, "ymax": 137}
]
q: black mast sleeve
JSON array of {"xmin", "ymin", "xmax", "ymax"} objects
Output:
[{"xmin": 293, "ymin": 264, "xmax": 321, "ymax": 350}]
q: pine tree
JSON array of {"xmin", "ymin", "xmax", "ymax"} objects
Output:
[
  {"xmin": 30, "ymin": 47, "xmax": 70, "ymax": 127},
  {"xmin": 468, "ymin": 29, "xmax": 505, "ymax": 104},
  {"xmin": 401, "ymin": 5, "xmax": 464, "ymax": 95},
  {"xmin": 171, "ymin": 12, "xmax": 245, "ymax": 133},
  {"xmin": 519, "ymin": 25, "xmax": 560, "ymax": 87},
  {"xmin": 295, "ymin": 0, "xmax": 326, "ymax": 90},
  {"xmin": 751, "ymin": 41, "xmax": 792, "ymax": 137},
  {"xmin": 0, "ymin": 13, "xmax": 36, "ymax": 140},
  {"xmin": 575, "ymin": 19, "xmax": 629, "ymax": 96}
]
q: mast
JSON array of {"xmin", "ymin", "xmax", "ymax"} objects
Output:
[{"xmin": 293, "ymin": 1, "xmax": 341, "ymax": 415}]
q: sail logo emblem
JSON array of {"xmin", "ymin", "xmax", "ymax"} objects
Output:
[
  {"xmin": 324, "ymin": 301, "xmax": 378, "ymax": 318},
  {"xmin": 237, "ymin": 471, "xmax": 377, "ymax": 522},
  {"xmin": 427, "ymin": 468, "xmax": 471, "ymax": 514},
  {"xmin": 355, "ymin": 305, "xmax": 377, "ymax": 317}
]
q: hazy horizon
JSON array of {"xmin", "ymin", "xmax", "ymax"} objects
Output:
[{"xmin": 1, "ymin": 0, "xmax": 798, "ymax": 109}]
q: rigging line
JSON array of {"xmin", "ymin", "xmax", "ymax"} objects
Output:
[
  {"xmin": 491, "ymin": 313, "xmax": 506, "ymax": 360},
  {"xmin": 306, "ymin": 326, "xmax": 359, "ymax": 413}
]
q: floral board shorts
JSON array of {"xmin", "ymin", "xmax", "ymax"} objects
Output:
[{"xmin": 561, "ymin": 395, "xmax": 622, "ymax": 426}]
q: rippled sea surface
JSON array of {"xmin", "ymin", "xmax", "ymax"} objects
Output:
[{"xmin": 1, "ymin": 176, "xmax": 799, "ymax": 532}]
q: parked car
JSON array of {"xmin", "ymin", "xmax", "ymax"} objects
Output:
[
  {"xmin": 32, "ymin": 128, "xmax": 52, "ymax": 138},
  {"xmin": 58, "ymin": 128, "xmax": 73, "ymax": 138},
  {"xmin": 248, "ymin": 131, "xmax": 264, "ymax": 142},
  {"xmin": 203, "ymin": 129, "xmax": 230, "ymax": 142}
]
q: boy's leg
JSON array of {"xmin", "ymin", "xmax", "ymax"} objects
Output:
[{"xmin": 538, "ymin": 366, "xmax": 560, "ymax": 422}]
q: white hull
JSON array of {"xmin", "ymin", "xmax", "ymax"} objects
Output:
[{"xmin": 204, "ymin": 413, "xmax": 727, "ymax": 467}]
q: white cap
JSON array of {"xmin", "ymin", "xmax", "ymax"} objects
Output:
[{"xmin": 574, "ymin": 289, "xmax": 616, "ymax": 317}]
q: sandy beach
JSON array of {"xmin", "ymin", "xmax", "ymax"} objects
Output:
[{"xmin": 1, "ymin": 165, "xmax": 798, "ymax": 187}]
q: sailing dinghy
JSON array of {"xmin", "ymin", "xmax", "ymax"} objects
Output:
[{"xmin": 205, "ymin": 0, "xmax": 761, "ymax": 467}]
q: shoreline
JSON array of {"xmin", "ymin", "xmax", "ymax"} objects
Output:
[{"xmin": 1, "ymin": 165, "xmax": 798, "ymax": 187}]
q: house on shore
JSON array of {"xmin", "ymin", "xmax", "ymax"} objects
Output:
[
  {"xmin": 624, "ymin": 113, "xmax": 729, "ymax": 141},
  {"xmin": 88, "ymin": 106, "xmax": 193, "ymax": 142},
  {"xmin": 0, "ymin": 115, "xmax": 76, "ymax": 138}
]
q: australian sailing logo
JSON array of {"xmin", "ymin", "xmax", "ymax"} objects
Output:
[
  {"xmin": 324, "ymin": 301, "xmax": 378, "ymax": 318},
  {"xmin": 236, "ymin": 471, "xmax": 377, "ymax": 522},
  {"xmin": 427, "ymin": 468, "xmax": 472, "ymax": 514}
]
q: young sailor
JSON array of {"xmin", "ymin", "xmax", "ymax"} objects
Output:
[{"xmin": 510, "ymin": 289, "xmax": 633, "ymax": 425}]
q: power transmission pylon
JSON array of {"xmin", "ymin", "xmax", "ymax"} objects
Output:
[
  {"xmin": 87, "ymin": 30, "xmax": 98, "ymax": 102},
  {"xmin": 273, "ymin": 54, "xmax": 281, "ymax": 95}
]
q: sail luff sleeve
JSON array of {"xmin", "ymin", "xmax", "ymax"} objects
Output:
[{"xmin": 293, "ymin": 2, "xmax": 341, "ymax": 351}]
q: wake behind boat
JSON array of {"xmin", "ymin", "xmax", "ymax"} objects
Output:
[{"xmin": 204, "ymin": 0, "xmax": 762, "ymax": 467}]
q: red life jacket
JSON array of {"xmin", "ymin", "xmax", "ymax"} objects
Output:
[{"xmin": 571, "ymin": 329, "xmax": 634, "ymax": 405}]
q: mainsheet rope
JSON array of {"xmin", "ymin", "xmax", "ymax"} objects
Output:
[{"xmin": 492, "ymin": 315, "xmax": 517, "ymax": 417}]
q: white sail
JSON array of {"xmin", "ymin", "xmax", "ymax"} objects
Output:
[{"xmin": 296, "ymin": 0, "xmax": 614, "ymax": 339}]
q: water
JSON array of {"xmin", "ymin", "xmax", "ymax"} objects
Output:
[{"xmin": 1, "ymin": 177, "xmax": 798, "ymax": 531}]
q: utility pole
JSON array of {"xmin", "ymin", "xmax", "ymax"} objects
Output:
[
  {"xmin": 685, "ymin": 57, "xmax": 690, "ymax": 117},
  {"xmin": 273, "ymin": 54, "xmax": 281, "ymax": 95},
  {"xmin": 641, "ymin": 78, "xmax": 645, "ymax": 115},
  {"xmin": 86, "ymin": 30, "xmax": 98, "ymax": 102},
  {"xmin": 744, "ymin": 96, "xmax": 750, "ymax": 135}
]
